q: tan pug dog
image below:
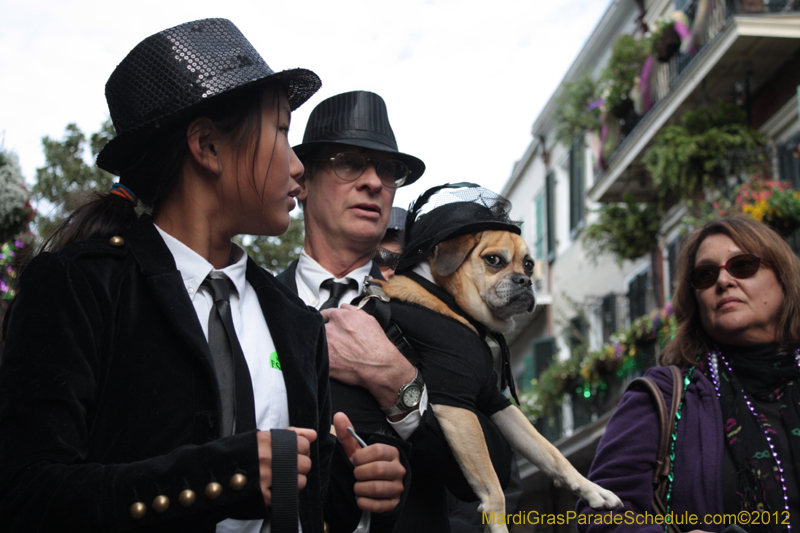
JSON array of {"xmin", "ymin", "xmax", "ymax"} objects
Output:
[{"xmin": 376, "ymin": 230, "xmax": 621, "ymax": 533}]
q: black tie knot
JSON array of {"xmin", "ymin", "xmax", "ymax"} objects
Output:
[
  {"xmin": 203, "ymin": 275, "xmax": 234, "ymax": 302},
  {"xmin": 319, "ymin": 278, "xmax": 359, "ymax": 310}
]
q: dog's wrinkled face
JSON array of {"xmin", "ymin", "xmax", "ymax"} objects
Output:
[{"xmin": 430, "ymin": 231, "xmax": 536, "ymax": 333}]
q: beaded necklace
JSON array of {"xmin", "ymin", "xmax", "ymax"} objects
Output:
[
  {"xmin": 707, "ymin": 349, "xmax": 800, "ymax": 532},
  {"xmin": 663, "ymin": 366, "xmax": 694, "ymax": 533}
]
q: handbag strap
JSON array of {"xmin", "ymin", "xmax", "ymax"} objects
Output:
[{"xmin": 625, "ymin": 365, "xmax": 683, "ymax": 533}]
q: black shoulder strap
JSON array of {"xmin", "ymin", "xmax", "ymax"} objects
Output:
[
  {"xmin": 625, "ymin": 366, "xmax": 683, "ymax": 533},
  {"xmin": 355, "ymin": 282, "xmax": 421, "ymax": 366}
]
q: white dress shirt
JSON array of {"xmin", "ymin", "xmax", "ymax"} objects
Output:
[
  {"xmin": 154, "ymin": 226, "xmax": 294, "ymax": 533},
  {"xmin": 294, "ymin": 251, "xmax": 427, "ymax": 440}
]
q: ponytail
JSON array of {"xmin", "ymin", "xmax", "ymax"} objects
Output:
[{"xmin": 43, "ymin": 85, "xmax": 268, "ymax": 253}]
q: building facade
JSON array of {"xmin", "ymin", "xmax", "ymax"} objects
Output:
[{"xmin": 501, "ymin": 0, "xmax": 800, "ymax": 530}]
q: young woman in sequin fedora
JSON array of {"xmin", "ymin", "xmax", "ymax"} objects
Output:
[
  {"xmin": 577, "ymin": 215, "xmax": 800, "ymax": 532},
  {"xmin": 0, "ymin": 18, "xmax": 407, "ymax": 533}
]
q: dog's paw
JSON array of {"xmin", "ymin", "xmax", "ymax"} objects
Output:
[{"xmin": 580, "ymin": 481, "xmax": 623, "ymax": 510}]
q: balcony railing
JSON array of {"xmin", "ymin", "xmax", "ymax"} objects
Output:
[{"xmin": 594, "ymin": 0, "xmax": 800, "ymax": 186}]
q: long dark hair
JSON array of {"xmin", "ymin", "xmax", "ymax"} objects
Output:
[
  {"xmin": 43, "ymin": 86, "xmax": 274, "ymax": 252},
  {"xmin": 660, "ymin": 216, "xmax": 800, "ymax": 367}
]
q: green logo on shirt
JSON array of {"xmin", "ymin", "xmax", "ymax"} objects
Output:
[{"xmin": 270, "ymin": 351, "xmax": 281, "ymax": 371}]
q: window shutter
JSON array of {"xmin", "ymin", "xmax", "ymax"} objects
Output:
[
  {"xmin": 546, "ymin": 170, "xmax": 556, "ymax": 262},
  {"xmin": 569, "ymin": 134, "xmax": 586, "ymax": 233}
]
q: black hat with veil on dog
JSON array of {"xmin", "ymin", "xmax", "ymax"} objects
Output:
[
  {"xmin": 388, "ymin": 183, "xmax": 524, "ymax": 402},
  {"xmin": 393, "ymin": 183, "xmax": 523, "ymax": 273}
]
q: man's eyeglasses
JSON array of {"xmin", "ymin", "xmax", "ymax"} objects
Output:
[
  {"xmin": 687, "ymin": 253, "xmax": 770, "ymax": 290},
  {"xmin": 314, "ymin": 152, "xmax": 409, "ymax": 189}
]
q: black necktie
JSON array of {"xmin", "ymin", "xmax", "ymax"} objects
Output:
[
  {"xmin": 318, "ymin": 278, "xmax": 358, "ymax": 310},
  {"xmin": 203, "ymin": 275, "xmax": 256, "ymax": 437}
]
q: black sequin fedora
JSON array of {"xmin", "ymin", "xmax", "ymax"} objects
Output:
[
  {"xmin": 293, "ymin": 90, "xmax": 425, "ymax": 186},
  {"xmin": 97, "ymin": 18, "xmax": 321, "ymax": 176}
]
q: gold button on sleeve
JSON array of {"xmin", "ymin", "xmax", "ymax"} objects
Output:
[
  {"xmin": 229, "ymin": 473, "xmax": 247, "ymax": 491},
  {"xmin": 179, "ymin": 489, "xmax": 196, "ymax": 507},
  {"xmin": 152, "ymin": 495, "xmax": 169, "ymax": 513},
  {"xmin": 130, "ymin": 502, "xmax": 146, "ymax": 520},
  {"xmin": 109, "ymin": 236, "xmax": 125, "ymax": 246},
  {"xmin": 205, "ymin": 481, "xmax": 223, "ymax": 500}
]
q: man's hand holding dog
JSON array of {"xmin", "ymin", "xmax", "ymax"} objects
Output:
[{"xmin": 321, "ymin": 304, "xmax": 417, "ymax": 409}]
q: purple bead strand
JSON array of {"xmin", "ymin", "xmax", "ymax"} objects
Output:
[{"xmin": 708, "ymin": 349, "xmax": 799, "ymax": 533}]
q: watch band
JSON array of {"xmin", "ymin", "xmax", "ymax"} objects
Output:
[{"xmin": 380, "ymin": 368, "xmax": 424, "ymax": 417}]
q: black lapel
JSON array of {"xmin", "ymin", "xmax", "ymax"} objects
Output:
[
  {"xmin": 124, "ymin": 221, "xmax": 220, "ymax": 407},
  {"xmin": 247, "ymin": 260, "xmax": 321, "ymax": 429},
  {"xmin": 275, "ymin": 259, "xmax": 299, "ymax": 294},
  {"xmin": 368, "ymin": 261, "xmax": 384, "ymax": 281}
]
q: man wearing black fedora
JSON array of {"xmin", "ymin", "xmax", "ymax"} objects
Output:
[{"xmin": 277, "ymin": 90, "xmax": 515, "ymax": 532}]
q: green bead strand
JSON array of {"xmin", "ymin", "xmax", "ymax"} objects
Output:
[{"xmin": 663, "ymin": 367, "xmax": 694, "ymax": 533}]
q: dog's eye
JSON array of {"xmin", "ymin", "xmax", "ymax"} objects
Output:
[
  {"xmin": 484, "ymin": 255, "xmax": 503, "ymax": 267},
  {"xmin": 524, "ymin": 259, "xmax": 534, "ymax": 275}
]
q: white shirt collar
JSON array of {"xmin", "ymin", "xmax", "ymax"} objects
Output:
[
  {"xmin": 154, "ymin": 224, "xmax": 248, "ymax": 309},
  {"xmin": 410, "ymin": 261, "xmax": 437, "ymax": 285},
  {"xmin": 296, "ymin": 251, "xmax": 374, "ymax": 304}
]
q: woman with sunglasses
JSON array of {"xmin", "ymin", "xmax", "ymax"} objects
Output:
[
  {"xmin": 0, "ymin": 19, "xmax": 407, "ymax": 533},
  {"xmin": 577, "ymin": 215, "xmax": 800, "ymax": 532}
]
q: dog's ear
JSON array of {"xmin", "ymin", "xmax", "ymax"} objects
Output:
[{"xmin": 432, "ymin": 234, "xmax": 480, "ymax": 277}]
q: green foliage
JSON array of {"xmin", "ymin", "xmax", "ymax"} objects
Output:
[
  {"xmin": 553, "ymin": 72, "xmax": 601, "ymax": 146},
  {"xmin": 582, "ymin": 194, "xmax": 664, "ymax": 264},
  {"xmin": 34, "ymin": 120, "xmax": 116, "ymax": 237},
  {"xmin": 234, "ymin": 211, "xmax": 305, "ymax": 273},
  {"xmin": 33, "ymin": 120, "xmax": 306, "ymax": 271},
  {"xmin": 642, "ymin": 102, "xmax": 767, "ymax": 199},
  {"xmin": 600, "ymin": 35, "xmax": 648, "ymax": 117},
  {"xmin": 518, "ymin": 302, "xmax": 676, "ymax": 423},
  {"xmin": 35, "ymin": 120, "xmax": 116, "ymax": 207}
]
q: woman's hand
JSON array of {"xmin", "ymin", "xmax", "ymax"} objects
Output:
[
  {"xmin": 333, "ymin": 412, "xmax": 406, "ymax": 513},
  {"xmin": 256, "ymin": 427, "xmax": 317, "ymax": 506}
]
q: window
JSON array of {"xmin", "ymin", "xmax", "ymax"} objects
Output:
[
  {"xmin": 667, "ymin": 236, "xmax": 683, "ymax": 298},
  {"xmin": 520, "ymin": 337, "xmax": 557, "ymax": 392},
  {"xmin": 779, "ymin": 131, "xmax": 800, "ymax": 189},
  {"xmin": 566, "ymin": 315, "xmax": 588, "ymax": 352},
  {"xmin": 628, "ymin": 269, "xmax": 650, "ymax": 322},
  {"xmin": 601, "ymin": 293, "xmax": 617, "ymax": 343},
  {"xmin": 569, "ymin": 134, "xmax": 586, "ymax": 234},
  {"xmin": 534, "ymin": 192, "xmax": 545, "ymax": 260},
  {"xmin": 546, "ymin": 170, "xmax": 556, "ymax": 262}
]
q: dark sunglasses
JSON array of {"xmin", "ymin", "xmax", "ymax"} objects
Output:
[
  {"xmin": 314, "ymin": 152, "xmax": 409, "ymax": 189},
  {"xmin": 687, "ymin": 253, "xmax": 770, "ymax": 290}
]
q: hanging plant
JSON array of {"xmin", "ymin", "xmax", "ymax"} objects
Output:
[
  {"xmin": 519, "ymin": 301, "xmax": 676, "ymax": 423},
  {"xmin": 713, "ymin": 177, "xmax": 800, "ymax": 237},
  {"xmin": 582, "ymin": 194, "xmax": 664, "ymax": 264},
  {"xmin": 600, "ymin": 35, "xmax": 648, "ymax": 119},
  {"xmin": 646, "ymin": 13, "xmax": 691, "ymax": 62},
  {"xmin": 642, "ymin": 102, "xmax": 767, "ymax": 201},
  {"xmin": 552, "ymin": 72, "xmax": 602, "ymax": 146}
]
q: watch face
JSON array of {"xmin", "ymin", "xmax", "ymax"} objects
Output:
[{"xmin": 401, "ymin": 385, "xmax": 422, "ymax": 408}]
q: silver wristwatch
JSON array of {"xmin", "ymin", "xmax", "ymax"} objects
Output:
[{"xmin": 380, "ymin": 368, "xmax": 424, "ymax": 417}]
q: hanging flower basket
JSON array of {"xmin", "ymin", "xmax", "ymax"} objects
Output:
[
  {"xmin": 653, "ymin": 24, "xmax": 681, "ymax": 62},
  {"xmin": 715, "ymin": 178, "xmax": 800, "ymax": 238}
]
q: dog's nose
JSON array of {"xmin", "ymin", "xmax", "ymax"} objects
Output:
[{"xmin": 511, "ymin": 273, "xmax": 532, "ymax": 287}]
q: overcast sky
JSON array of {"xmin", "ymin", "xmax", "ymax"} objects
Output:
[{"xmin": 0, "ymin": 0, "xmax": 610, "ymax": 209}]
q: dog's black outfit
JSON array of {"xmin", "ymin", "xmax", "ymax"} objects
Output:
[{"xmin": 278, "ymin": 260, "xmax": 514, "ymax": 533}]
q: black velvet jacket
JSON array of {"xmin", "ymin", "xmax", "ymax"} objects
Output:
[{"xmin": 0, "ymin": 221, "xmax": 335, "ymax": 532}]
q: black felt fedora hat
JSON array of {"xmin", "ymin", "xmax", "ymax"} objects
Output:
[
  {"xmin": 293, "ymin": 90, "xmax": 425, "ymax": 186},
  {"xmin": 97, "ymin": 18, "xmax": 321, "ymax": 176}
]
